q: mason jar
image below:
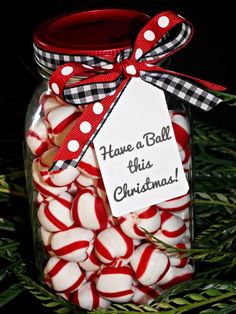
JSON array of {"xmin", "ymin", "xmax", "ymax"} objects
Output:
[{"xmin": 24, "ymin": 8, "xmax": 194, "ymax": 310}]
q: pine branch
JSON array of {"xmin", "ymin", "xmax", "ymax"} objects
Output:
[
  {"xmin": 193, "ymin": 120, "xmax": 236, "ymax": 147},
  {"xmin": 193, "ymin": 120, "xmax": 236, "ymax": 188},
  {"xmin": 0, "ymin": 283, "xmax": 25, "ymax": 307},
  {"xmin": 194, "ymin": 193, "xmax": 236, "ymax": 230},
  {"xmin": 193, "ymin": 128, "xmax": 236, "ymax": 189},
  {"xmin": 151, "ymin": 279, "xmax": 236, "ymax": 314},
  {"xmin": 0, "ymin": 260, "xmax": 23, "ymax": 281},
  {"xmin": 0, "ymin": 169, "xmax": 27, "ymax": 199},
  {"xmin": 194, "ymin": 192, "xmax": 236, "ymax": 209},
  {"xmin": 15, "ymin": 272, "xmax": 75, "ymax": 314},
  {"xmin": 0, "ymin": 188, "xmax": 27, "ymax": 198},
  {"xmin": 194, "ymin": 219, "xmax": 236, "ymax": 245},
  {"xmin": 0, "ymin": 238, "xmax": 21, "ymax": 262},
  {"xmin": 195, "ymin": 263, "xmax": 234, "ymax": 280},
  {"xmin": 0, "ymin": 219, "xmax": 15, "ymax": 232}
]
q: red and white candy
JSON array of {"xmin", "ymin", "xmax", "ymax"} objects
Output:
[
  {"xmin": 26, "ymin": 118, "xmax": 52, "ymax": 156},
  {"xmin": 40, "ymin": 92, "xmax": 64, "ymax": 116},
  {"xmin": 29, "ymin": 100, "xmax": 194, "ymax": 308},
  {"xmin": 118, "ymin": 205, "xmax": 161, "ymax": 239},
  {"xmin": 95, "ymin": 226, "xmax": 134, "ymax": 267},
  {"xmin": 51, "ymin": 227, "xmax": 95, "ymax": 262},
  {"xmin": 37, "ymin": 192, "xmax": 74, "ymax": 232},
  {"xmin": 157, "ymin": 193, "xmax": 191, "ymax": 212},
  {"xmin": 179, "ymin": 146, "xmax": 191, "ymax": 172},
  {"xmin": 40, "ymin": 226, "xmax": 54, "ymax": 255},
  {"xmin": 37, "ymin": 192, "xmax": 46, "ymax": 205},
  {"xmin": 132, "ymin": 283, "xmax": 162, "ymax": 305},
  {"xmin": 76, "ymin": 172, "xmax": 98, "ymax": 188},
  {"xmin": 45, "ymin": 104, "xmax": 81, "ymax": 147},
  {"xmin": 172, "ymin": 206, "xmax": 191, "ymax": 223},
  {"xmin": 172, "ymin": 112, "xmax": 190, "ymax": 150},
  {"xmin": 44, "ymin": 256, "xmax": 85, "ymax": 293},
  {"xmin": 72, "ymin": 187, "xmax": 109, "ymax": 231},
  {"xmin": 86, "ymin": 270, "xmax": 99, "ymax": 282},
  {"xmin": 130, "ymin": 243, "xmax": 170, "ymax": 286},
  {"xmin": 79, "ymin": 250, "xmax": 101, "ymax": 272},
  {"xmin": 167, "ymin": 241, "xmax": 190, "ymax": 268},
  {"xmin": 66, "ymin": 182, "xmax": 78, "ymax": 196},
  {"xmin": 72, "ymin": 282, "xmax": 110, "ymax": 310},
  {"xmin": 56, "ymin": 292, "xmax": 72, "ymax": 302},
  {"xmin": 96, "ymin": 178, "xmax": 107, "ymax": 201},
  {"xmin": 22, "ymin": 74, "xmax": 195, "ymax": 312},
  {"xmin": 78, "ymin": 144, "xmax": 101, "ymax": 178},
  {"xmin": 96, "ymin": 266, "xmax": 134, "ymax": 303},
  {"xmin": 161, "ymin": 211, "xmax": 187, "ymax": 236},
  {"xmin": 38, "ymin": 147, "xmax": 80, "ymax": 187},
  {"xmin": 154, "ymin": 211, "xmax": 187, "ymax": 246},
  {"xmin": 75, "ymin": 174, "xmax": 107, "ymax": 202},
  {"xmin": 32, "ymin": 159, "xmax": 68, "ymax": 198},
  {"xmin": 157, "ymin": 264, "xmax": 193, "ymax": 289}
]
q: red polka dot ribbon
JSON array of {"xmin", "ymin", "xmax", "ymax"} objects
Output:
[{"xmin": 43, "ymin": 11, "xmax": 226, "ymax": 171}]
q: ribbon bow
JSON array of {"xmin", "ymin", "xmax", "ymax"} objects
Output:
[{"xmin": 38, "ymin": 11, "xmax": 225, "ymax": 171}]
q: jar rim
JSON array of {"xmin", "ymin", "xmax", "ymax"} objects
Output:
[{"xmin": 33, "ymin": 8, "xmax": 150, "ymax": 57}]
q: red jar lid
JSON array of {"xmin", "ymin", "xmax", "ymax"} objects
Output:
[{"xmin": 34, "ymin": 9, "xmax": 150, "ymax": 57}]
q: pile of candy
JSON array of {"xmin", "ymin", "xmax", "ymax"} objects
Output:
[{"xmin": 26, "ymin": 92, "xmax": 193, "ymax": 310}]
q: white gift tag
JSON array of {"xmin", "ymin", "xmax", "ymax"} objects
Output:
[{"xmin": 94, "ymin": 78, "xmax": 189, "ymax": 217}]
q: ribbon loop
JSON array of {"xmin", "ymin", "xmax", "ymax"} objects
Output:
[{"xmin": 131, "ymin": 11, "xmax": 193, "ymax": 63}]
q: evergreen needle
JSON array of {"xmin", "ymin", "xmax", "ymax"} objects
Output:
[
  {"xmin": 194, "ymin": 200, "xmax": 236, "ymax": 208},
  {"xmin": 0, "ymin": 188, "xmax": 27, "ymax": 197}
]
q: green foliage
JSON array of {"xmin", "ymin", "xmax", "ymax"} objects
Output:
[
  {"xmin": 16, "ymin": 272, "xmax": 75, "ymax": 314},
  {"xmin": 0, "ymin": 238, "xmax": 21, "ymax": 262},
  {"xmin": 0, "ymin": 284, "xmax": 25, "ymax": 307},
  {"xmin": 192, "ymin": 119, "xmax": 236, "ymax": 192}
]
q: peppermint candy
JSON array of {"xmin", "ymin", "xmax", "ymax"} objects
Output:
[
  {"xmin": 37, "ymin": 192, "xmax": 74, "ymax": 232},
  {"xmin": 130, "ymin": 243, "xmax": 170, "ymax": 286},
  {"xmin": 26, "ymin": 118, "xmax": 52, "ymax": 156},
  {"xmin": 118, "ymin": 206, "xmax": 161, "ymax": 239},
  {"xmin": 45, "ymin": 104, "xmax": 81, "ymax": 147},
  {"xmin": 132, "ymin": 283, "xmax": 163, "ymax": 305},
  {"xmin": 96, "ymin": 266, "xmax": 134, "ymax": 303},
  {"xmin": 44, "ymin": 256, "xmax": 85, "ymax": 293},
  {"xmin": 72, "ymin": 282, "xmax": 110, "ymax": 310},
  {"xmin": 95, "ymin": 226, "xmax": 134, "ymax": 267},
  {"xmin": 51, "ymin": 227, "xmax": 95, "ymax": 262},
  {"xmin": 72, "ymin": 187, "xmax": 110, "ymax": 231},
  {"xmin": 172, "ymin": 112, "xmax": 190, "ymax": 150}
]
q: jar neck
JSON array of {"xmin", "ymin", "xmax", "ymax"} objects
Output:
[{"xmin": 36, "ymin": 61, "xmax": 52, "ymax": 81}]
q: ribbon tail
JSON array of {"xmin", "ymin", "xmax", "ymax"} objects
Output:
[
  {"xmin": 50, "ymin": 80, "xmax": 129, "ymax": 172},
  {"xmin": 141, "ymin": 71, "xmax": 224, "ymax": 111},
  {"xmin": 153, "ymin": 66, "xmax": 226, "ymax": 91}
]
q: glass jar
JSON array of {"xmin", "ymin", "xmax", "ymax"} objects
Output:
[{"xmin": 24, "ymin": 9, "xmax": 194, "ymax": 310}]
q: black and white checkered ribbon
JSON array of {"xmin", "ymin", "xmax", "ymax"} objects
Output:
[
  {"xmin": 36, "ymin": 18, "xmax": 224, "ymax": 112},
  {"xmin": 33, "ymin": 11, "xmax": 226, "ymax": 170}
]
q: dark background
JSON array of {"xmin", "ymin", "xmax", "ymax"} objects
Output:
[{"xmin": 0, "ymin": 1, "xmax": 235, "ymax": 313}]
